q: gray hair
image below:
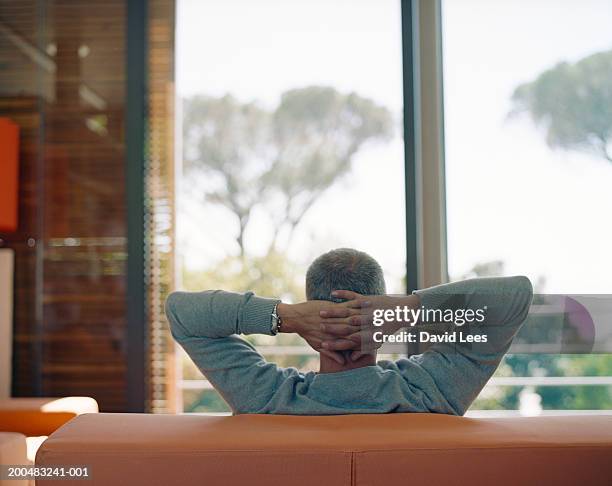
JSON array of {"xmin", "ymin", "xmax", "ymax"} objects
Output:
[{"xmin": 305, "ymin": 248, "xmax": 386, "ymax": 301}]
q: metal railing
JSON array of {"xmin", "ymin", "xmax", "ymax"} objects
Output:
[
  {"xmin": 179, "ymin": 375, "xmax": 612, "ymax": 391},
  {"xmin": 178, "ymin": 347, "xmax": 612, "ymax": 414}
]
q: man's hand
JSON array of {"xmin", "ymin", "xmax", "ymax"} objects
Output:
[
  {"xmin": 318, "ymin": 290, "xmax": 421, "ymax": 361},
  {"xmin": 277, "ymin": 301, "xmax": 348, "ymax": 365}
]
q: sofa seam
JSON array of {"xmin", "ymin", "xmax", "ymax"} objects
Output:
[
  {"xmin": 37, "ymin": 444, "xmax": 612, "ymax": 456},
  {"xmin": 351, "ymin": 445, "xmax": 612, "ymax": 453},
  {"xmin": 37, "ymin": 450, "xmax": 352, "ymax": 456}
]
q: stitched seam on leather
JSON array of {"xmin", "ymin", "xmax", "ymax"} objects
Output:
[
  {"xmin": 351, "ymin": 445, "xmax": 612, "ymax": 453},
  {"xmin": 39, "ymin": 450, "xmax": 351, "ymax": 455},
  {"xmin": 38, "ymin": 445, "xmax": 612, "ymax": 455}
]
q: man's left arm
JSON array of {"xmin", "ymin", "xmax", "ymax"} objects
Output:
[
  {"xmin": 165, "ymin": 290, "xmax": 290, "ymax": 414},
  {"xmin": 409, "ymin": 276, "xmax": 534, "ymax": 414},
  {"xmin": 319, "ymin": 276, "xmax": 534, "ymax": 415}
]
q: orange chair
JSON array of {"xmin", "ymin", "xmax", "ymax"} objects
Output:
[
  {"xmin": 0, "ymin": 397, "xmax": 98, "ymax": 464},
  {"xmin": 0, "ymin": 397, "xmax": 98, "ymax": 437}
]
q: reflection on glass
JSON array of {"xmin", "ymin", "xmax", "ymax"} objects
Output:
[{"xmin": 0, "ymin": 0, "xmax": 129, "ymax": 410}]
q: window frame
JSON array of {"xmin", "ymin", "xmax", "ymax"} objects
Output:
[{"xmin": 402, "ymin": 0, "xmax": 448, "ymax": 294}]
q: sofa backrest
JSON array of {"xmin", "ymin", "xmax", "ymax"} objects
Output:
[{"xmin": 36, "ymin": 413, "xmax": 612, "ymax": 486}]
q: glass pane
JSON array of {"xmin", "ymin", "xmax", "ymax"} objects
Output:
[
  {"xmin": 442, "ymin": 0, "xmax": 612, "ymax": 413},
  {"xmin": 177, "ymin": 0, "xmax": 405, "ymax": 411},
  {"xmin": 0, "ymin": 0, "xmax": 130, "ymax": 411},
  {"xmin": 183, "ymin": 389, "xmax": 231, "ymax": 414}
]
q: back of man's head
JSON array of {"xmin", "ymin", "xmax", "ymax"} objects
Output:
[{"xmin": 306, "ymin": 248, "xmax": 386, "ymax": 301}]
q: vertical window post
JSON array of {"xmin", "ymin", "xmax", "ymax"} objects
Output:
[
  {"xmin": 126, "ymin": 0, "xmax": 148, "ymax": 413},
  {"xmin": 401, "ymin": 0, "xmax": 448, "ymax": 293}
]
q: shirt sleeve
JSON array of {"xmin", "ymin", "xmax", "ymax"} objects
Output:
[
  {"xmin": 165, "ymin": 290, "xmax": 291, "ymax": 414},
  {"xmin": 406, "ymin": 276, "xmax": 533, "ymax": 415}
]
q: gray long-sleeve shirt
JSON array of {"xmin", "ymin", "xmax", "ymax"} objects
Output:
[{"xmin": 166, "ymin": 276, "xmax": 533, "ymax": 415}]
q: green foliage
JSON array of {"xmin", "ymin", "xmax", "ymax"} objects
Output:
[
  {"xmin": 462, "ymin": 261, "xmax": 612, "ymax": 411},
  {"xmin": 182, "ymin": 251, "xmax": 305, "ymax": 302},
  {"xmin": 472, "ymin": 354, "xmax": 612, "ymax": 411},
  {"xmin": 507, "ymin": 52, "xmax": 612, "ymax": 406},
  {"xmin": 183, "ymin": 389, "xmax": 231, "ymax": 413},
  {"xmin": 511, "ymin": 49, "xmax": 612, "ymax": 162},
  {"xmin": 180, "ymin": 86, "xmax": 394, "ymax": 412},
  {"xmin": 182, "ymin": 251, "xmax": 315, "ymax": 352}
]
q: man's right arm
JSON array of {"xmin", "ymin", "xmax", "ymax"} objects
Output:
[{"xmin": 413, "ymin": 276, "xmax": 534, "ymax": 355}]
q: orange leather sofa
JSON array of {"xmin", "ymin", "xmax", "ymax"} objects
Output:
[{"xmin": 36, "ymin": 413, "xmax": 612, "ymax": 486}]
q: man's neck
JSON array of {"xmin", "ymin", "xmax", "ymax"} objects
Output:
[{"xmin": 319, "ymin": 352, "xmax": 377, "ymax": 374}]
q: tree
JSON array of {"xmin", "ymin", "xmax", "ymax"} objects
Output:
[
  {"xmin": 510, "ymin": 50, "xmax": 612, "ymax": 162},
  {"xmin": 182, "ymin": 86, "xmax": 393, "ymax": 255},
  {"xmin": 507, "ymin": 51, "xmax": 612, "ymax": 412},
  {"xmin": 182, "ymin": 250, "xmax": 304, "ymax": 303},
  {"xmin": 180, "ymin": 87, "xmax": 393, "ymax": 412}
]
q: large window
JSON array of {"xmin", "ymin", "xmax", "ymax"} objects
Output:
[
  {"xmin": 175, "ymin": 0, "xmax": 612, "ymax": 415},
  {"xmin": 176, "ymin": 0, "xmax": 406, "ymax": 412},
  {"xmin": 442, "ymin": 0, "xmax": 612, "ymax": 414}
]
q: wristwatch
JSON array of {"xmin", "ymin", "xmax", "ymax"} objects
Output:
[{"xmin": 270, "ymin": 303, "xmax": 282, "ymax": 335}]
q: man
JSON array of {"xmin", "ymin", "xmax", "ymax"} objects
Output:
[{"xmin": 166, "ymin": 248, "xmax": 532, "ymax": 415}]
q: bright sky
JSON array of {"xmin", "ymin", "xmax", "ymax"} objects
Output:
[
  {"xmin": 442, "ymin": 0, "xmax": 612, "ymax": 293},
  {"xmin": 176, "ymin": 0, "xmax": 406, "ymax": 293},
  {"xmin": 176, "ymin": 0, "xmax": 612, "ymax": 295}
]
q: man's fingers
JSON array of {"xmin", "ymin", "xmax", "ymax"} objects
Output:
[
  {"xmin": 320, "ymin": 311, "xmax": 372, "ymax": 327},
  {"xmin": 331, "ymin": 290, "xmax": 362, "ymax": 301},
  {"xmin": 321, "ymin": 338, "xmax": 359, "ymax": 351},
  {"xmin": 320, "ymin": 323, "xmax": 357, "ymax": 336},
  {"xmin": 346, "ymin": 329, "xmax": 381, "ymax": 352},
  {"xmin": 318, "ymin": 296, "xmax": 371, "ymax": 319},
  {"xmin": 320, "ymin": 307, "xmax": 356, "ymax": 318},
  {"xmin": 320, "ymin": 315, "xmax": 371, "ymax": 326},
  {"xmin": 350, "ymin": 351, "xmax": 364, "ymax": 361},
  {"xmin": 348, "ymin": 314, "xmax": 372, "ymax": 326},
  {"xmin": 346, "ymin": 299, "xmax": 372, "ymax": 310},
  {"xmin": 320, "ymin": 349, "xmax": 345, "ymax": 365},
  {"xmin": 319, "ymin": 317, "xmax": 356, "ymax": 325}
]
